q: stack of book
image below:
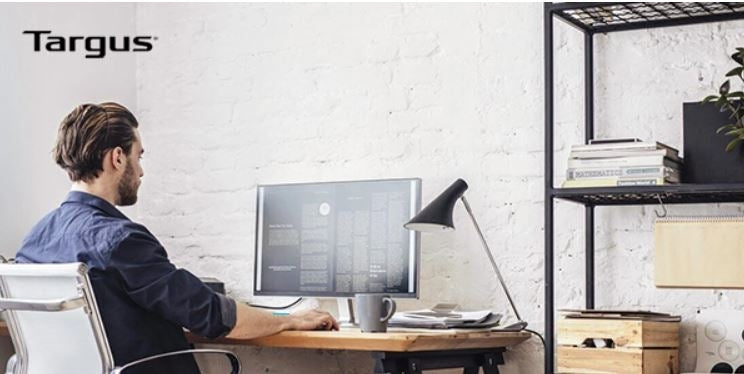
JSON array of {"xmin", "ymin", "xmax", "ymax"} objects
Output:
[{"xmin": 562, "ymin": 139, "xmax": 682, "ymax": 188}]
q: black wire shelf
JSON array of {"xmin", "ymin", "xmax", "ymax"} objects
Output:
[
  {"xmin": 551, "ymin": 183, "xmax": 744, "ymax": 206},
  {"xmin": 543, "ymin": 4, "xmax": 744, "ymax": 373},
  {"xmin": 550, "ymin": 2, "xmax": 744, "ymax": 33}
]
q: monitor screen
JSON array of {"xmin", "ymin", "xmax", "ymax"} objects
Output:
[{"xmin": 254, "ymin": 178, "xmax": 421, "ymax": 298}]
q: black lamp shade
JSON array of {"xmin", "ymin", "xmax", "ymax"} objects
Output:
[{"xmin": 404, "ymin": 179, "xmax": 468, "ymax": 232}]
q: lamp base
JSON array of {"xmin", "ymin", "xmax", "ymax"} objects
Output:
[
  {"xmin": 501, "ymin": 320, "xmax": 528, "ymax": 331},
  {"xmin": 336, "ymin": 298, "xmax": 356, "ymax": 327}
]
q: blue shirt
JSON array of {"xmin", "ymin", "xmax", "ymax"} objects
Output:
[{"xmin": 16, "ymin": 191, "xmax": 237, "ymax": 374}]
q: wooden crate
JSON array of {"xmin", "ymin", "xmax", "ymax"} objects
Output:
[
  {"xmin": 557, "ymin": 346, "xmax": 678, "ymax": 374},
  {"xmin": 558, "ymin": 319, "xmax": 679, "ymax": 348},
  {"xmin": 557, "ymin": 318, "xmax": 679, "ymax": 374}
]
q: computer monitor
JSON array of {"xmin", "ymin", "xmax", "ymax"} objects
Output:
[{"xmin": 254, "ymin": 178, "xmax": 421, "ymax": 298}]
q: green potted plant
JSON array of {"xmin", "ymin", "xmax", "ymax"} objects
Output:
[
  {"xmin": 683, "ymin": 48, "xmax": 744, "ymax": 183},
  {"xmin": 702, "ymin": 48, "xmax": 744, "ymax": 151}
]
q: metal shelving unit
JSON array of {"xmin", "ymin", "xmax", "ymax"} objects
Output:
[
  {"xmin": 544, "ymin": 3, "xmax": 744, "ymax": 373},
  {"xmin": 553, "ymin": 183, "xmax": 744, "ymax": 206}
]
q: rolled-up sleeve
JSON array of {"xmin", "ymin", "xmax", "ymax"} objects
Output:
[{"xmin": 108, "ymin": 227, "xmax": 236, "ymax": 339}]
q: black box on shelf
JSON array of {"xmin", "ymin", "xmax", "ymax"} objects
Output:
[{"xmin": 683, "ymin": 102, "xmax": 744, "ymax": 184}]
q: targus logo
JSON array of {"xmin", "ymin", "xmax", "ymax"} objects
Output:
[{"xmin": 22, "ymin": 30, "xmax": 156, "ymax": 59}]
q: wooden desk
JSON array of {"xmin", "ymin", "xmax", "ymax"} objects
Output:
[
  {"xmin": 190, "ymin": 328, "xmax": 531, "ymax": 374},
  {"xmin": 0, "ymin": 321, "xmax": 530, "ymax": 373},
  {"xmin": 190, "ymin": 328, "xmax": 529, "ymax": 351}
]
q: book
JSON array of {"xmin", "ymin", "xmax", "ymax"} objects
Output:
[
  {"xmin": 570, "ymin": 148, "xmax": 680, "ymax": 161},
  {"xmin": 567, "ymin": 154, "xmax": 681, "ymax": 169},
  {"xmin": 572, "ymin": 140, "xmax": 679, "ymax": 156},
  {"xmin": 588, "ymin": 138, "xmax": 642, "ymax": 145},
  {"xmin": 566, "ymin": 166, "xmax": 680, "ymax": 181},
  {"xmin": 559, "ymin": 308, "xmax": 681, "ymax": 322},
  {"xmin": 562, "ymin": 177, "xmax": 672, "ymax": 188}
]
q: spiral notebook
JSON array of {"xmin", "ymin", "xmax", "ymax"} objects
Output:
[{"xmin": 655, "ymin": 216, "xmax": 744, "ymax": 289}]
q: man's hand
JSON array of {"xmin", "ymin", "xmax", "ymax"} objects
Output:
[
  {"xmin": 289, "ymin": 309, "xmax": 339, "ymax": 331},
  {"xmin": 226, "ymin": 303, "xmax": 339, "ymax": 340}
]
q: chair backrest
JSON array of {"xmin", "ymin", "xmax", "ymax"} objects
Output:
[{"xmin": 0, "ymin": 263, "xmax": 113, "ymax": 374}]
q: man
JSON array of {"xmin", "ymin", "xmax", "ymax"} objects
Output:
[{"xmin": 16, "ymin": 102, "xmax": 338, "ymax": 373}]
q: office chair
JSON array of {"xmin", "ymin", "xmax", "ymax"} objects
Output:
[{"xmin": 0, "ymin": 262, "xmax": 240, "ymax": 374}]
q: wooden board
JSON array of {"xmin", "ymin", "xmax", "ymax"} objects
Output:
[
  {"xmin": 558, "ymin": 318, "xmax": 679, "ymax": 348},
  {"xmin": 557, "ymin": 346, "xmax": 679, "ymax": 374},
  {"xmin": 189, "ymin": 328, "xmax": 531, "ymax": 352}
]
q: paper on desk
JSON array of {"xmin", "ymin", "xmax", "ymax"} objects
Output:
[
  {"xmin": 389, "ymin": 309, "xmax": 499, "ymax": 329},
  {"xmin": 402, "ymin": 309, "xmax": 492, "ymax": 321}
]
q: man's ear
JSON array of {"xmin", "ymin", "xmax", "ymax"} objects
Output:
[{"xmin": 110, "ymin": 147, "xmax": 126, "ymax": 171}]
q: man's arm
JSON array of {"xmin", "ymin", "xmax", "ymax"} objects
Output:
[
  {"xmin": 110, "ymin": 228, "xmax": 238, "ymax": 338},
  {"xmin": 110, "ymin": 224, "xmax": 338, "ymax": 339},
  {"xmin": 226, "ymin": 303, "xmax": 339, "ymax": 340}
]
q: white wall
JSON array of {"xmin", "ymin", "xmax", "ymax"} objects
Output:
[
  {"xmin": 134, "ymin": 3, "xmax": 744, "ymax": 373},
  {"xmin": 0, "ymin": 3, "xmax": 137, "ymax": 257},
  {"xmin": 134, "ymin": 4, "xmax": 545, "ymax": 372}
]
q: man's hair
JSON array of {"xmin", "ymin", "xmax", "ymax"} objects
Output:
[{"xmin": 53, "ymin": 102, "xmax": 139, "ymax": 182}]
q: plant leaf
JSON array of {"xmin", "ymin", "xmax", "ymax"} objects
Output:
[
  {"xmin": 703, "ymin": 94, "xmax": 719, "ymax": 103},
  {"xmin": 733, "ymin": 52, "xmax": 744, "ymax": 65},
  {"xmin": 717, "ymin": 124, "xmax": 737, "ymax": 134},
  {"xmin": 726, "ymin": 137, "xmax": 742, "ymax": 152},
  {"xmin": 724, "ymin": 128, "xmax": 744, "ymax": 137},
  {"xmin": 728, "ymin": 91, "xmax": 744, "ymax": 99},
  {"xmin": 717, "ymin": 95, "xmax": 728, "ymax": 108},
  {"xmin": 721, "ymin": 80, "xmax": 731, "ymax": 95},
  {"xmin": 726, "ymin": 67, "xmax": 744, "ymax": 77}
]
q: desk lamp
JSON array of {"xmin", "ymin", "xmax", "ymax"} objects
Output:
[{"xmin": 404, "ymin": 179, "xmax": 528, "ymax": 330}]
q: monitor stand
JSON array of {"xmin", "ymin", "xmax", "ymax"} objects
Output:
[{"xmin": 336, "ymin": 298, "xmax": 356, "ymax": 327}]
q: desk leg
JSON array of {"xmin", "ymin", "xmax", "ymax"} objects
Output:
[
  {"xmin": 373, "ymin": 353, "xmax": 385, "ymax": 373},
  {"xmin": 481, "ymin": 352, "xmax": 503, "ymax": 374},
  {"xmin": 406, "ymin": 358, "xmax": 423, "ymax": 374}
]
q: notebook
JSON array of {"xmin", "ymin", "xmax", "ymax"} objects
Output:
[{"xmin": 655, "ymin": 216, "xmax": 744, "ymax": 289}]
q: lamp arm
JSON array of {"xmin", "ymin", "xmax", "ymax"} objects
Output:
[{"xmin": 460, "ymin": 196, "xmax": 523, "ymax": 322}]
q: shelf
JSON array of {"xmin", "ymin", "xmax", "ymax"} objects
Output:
[
  {"xmin": 543, "ymin": 4, "xmax": 744, "ymax": 373},
  {"xmin": 550, "ymin": 2, "xmax": 744, "ymax": 34},
  {"xmin": 551, "ymin": 183, "xmax": 744, "ymax": 206}
]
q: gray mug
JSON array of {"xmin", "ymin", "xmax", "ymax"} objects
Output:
[{"xmin": 355, "ymin": 294, "xmax": 396, "ymax": 333}]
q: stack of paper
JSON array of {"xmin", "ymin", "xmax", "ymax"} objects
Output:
[{"xmin": 389, "ymin": 309, "xmax": 502, "ymax": 329}]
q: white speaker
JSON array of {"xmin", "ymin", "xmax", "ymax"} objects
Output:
[{"xmin": 695, "ymin": 309, "xmax": 744, "ymax": 373}]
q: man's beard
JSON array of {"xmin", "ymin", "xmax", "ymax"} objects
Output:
[{"xmin": 117, "ymin": 162, "xmax": 139, "ymax": 206}]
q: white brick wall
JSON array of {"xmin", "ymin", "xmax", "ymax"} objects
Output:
[{"xmin": 133, "ymin": 3, "xmax": 744, "ymax": 373}]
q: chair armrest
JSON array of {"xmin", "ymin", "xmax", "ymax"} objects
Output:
[
  {"xmin": 111, "ymin": 349, "xmax": 240, "ymax": 374},
  {"xmin": 0, "ymin": 296, "xmax": 85, "ymax": 312},
  {"xmin": 5, "ymin": 354, "xmax": 16, "ymax": 374}
]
